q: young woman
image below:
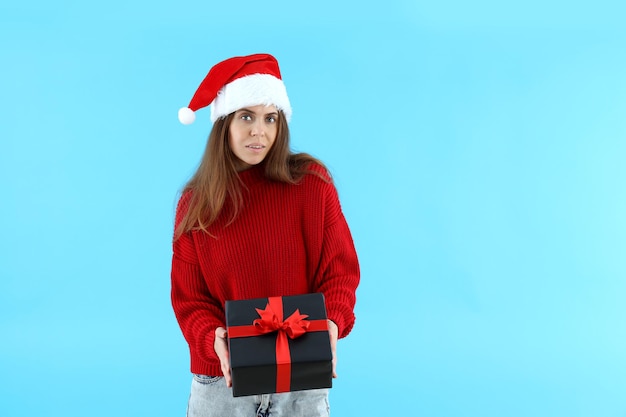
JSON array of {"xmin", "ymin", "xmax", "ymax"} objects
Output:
[{"xmin": 171, "ymin": 53, "xmax": 360, "ymax": 417}]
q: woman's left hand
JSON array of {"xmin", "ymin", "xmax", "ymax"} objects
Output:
[
  {"xmin": 214, "ymin": 326, "xmax": 232, "ymax": 387},
  {"xmin": 327, "ymin": 320, "xmax": 338, "ymax": 378}
]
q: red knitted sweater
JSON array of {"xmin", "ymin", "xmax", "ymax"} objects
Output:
[{"xmin": 171, "ymin": 163, "xmax": 360, "ymax": 376}]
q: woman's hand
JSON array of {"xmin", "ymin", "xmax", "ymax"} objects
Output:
[
  {"xmin": 214, "ymin": 327, "xmax": 232, "ymax": 387},
  {"xmin": 327, "ymin": 320, "xmax": 339, "ymax": 378}
]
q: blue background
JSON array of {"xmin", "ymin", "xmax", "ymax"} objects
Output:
[{"xmin": 2, "ymin": 1, "xmax": 626, "ymax": 416}]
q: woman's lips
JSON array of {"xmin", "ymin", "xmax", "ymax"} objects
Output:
[{"xmin": 246, "ymin": 144, "xmax": 265, "ymax": 152}]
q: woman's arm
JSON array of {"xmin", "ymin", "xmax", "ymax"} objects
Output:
[
  {"xmin": 313, "ymin": 182, "xmax": 360, "ymax": 339},
  {"xmin": 171, "ymin": 193, "xmax": 225, "ymax": 370}
]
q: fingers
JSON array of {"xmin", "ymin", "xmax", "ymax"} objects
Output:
[
  {"xmin": 327, "ymin": 320, "xmax": 338, "ymax": 378},
  {"xmin": 214, "ymin": 327, "xmax": 233, "ymax": 387},
  {"xmin": 221, "ymin": 358, "xmax": 232, "ymax": 387},
  {"xmin": 215, "ymin": 326, "xmax": 227, "ymax": 339}
]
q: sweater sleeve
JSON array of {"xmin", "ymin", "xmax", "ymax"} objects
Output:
[
  {"xmin": 313, "ymin": 181, "xmax": 360, "ymax": 339},
  {"xmin": 170, "ymin": 193, "xmax": 224, "ymax": 370}
]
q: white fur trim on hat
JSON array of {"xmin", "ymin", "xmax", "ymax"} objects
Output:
[{"xmin": 210, "ymin": 74, "xmax": 292, "ymax": 122}]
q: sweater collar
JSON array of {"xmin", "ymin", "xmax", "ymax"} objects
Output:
[{"xmin": 237, "ymin": 163, "xmax": 266, "ymax": 186}]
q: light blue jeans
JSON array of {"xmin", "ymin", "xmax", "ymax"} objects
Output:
[{"xmin": 187, "ymin": 374, "xmax": 330, "ymax": 417}]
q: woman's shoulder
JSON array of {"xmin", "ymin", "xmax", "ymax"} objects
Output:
[
  {"xmin": 305, "ymin": 161, "xmax": 332, "ymax": 181},
  {"xmin": 288, "ymin": 153, "xmax": 332, "ymax": 183},
  {"xmin": 177, "ymin": 188, "xmax": 194, "ymax": 205},
  {"xmin": 294, "ymin": 162, "xmax": 335, "ymax": 193},
  {"xmin": 174, "ymin": 188, "xmax": 195, "ymax": 219}
]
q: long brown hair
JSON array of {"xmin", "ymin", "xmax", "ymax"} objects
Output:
[{"xmin": 174, "ymin": 110, "xmax": 327, "ymax": 240}]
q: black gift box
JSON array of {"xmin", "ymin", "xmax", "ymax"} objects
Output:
[{"xmin": 225, "ymin": 293, "xmax": 333, "ymax": 397}]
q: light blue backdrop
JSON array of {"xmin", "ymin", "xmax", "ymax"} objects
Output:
[{"xmin": 1, "ymin": 1, "xmax": 625, "ymax": 416}]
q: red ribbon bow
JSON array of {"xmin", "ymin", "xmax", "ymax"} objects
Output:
[
  {"xmin": 227, "ymin": 296, "xmax": 328, "ymax": 393},
  {"xmin": 253, "ymin": 302, "xmax": 310, "ymax": 339}
]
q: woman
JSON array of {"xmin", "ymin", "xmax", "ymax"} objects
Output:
[{"xmin": 171, "ymin": 53, "xmax": 360, "ymax": 417}]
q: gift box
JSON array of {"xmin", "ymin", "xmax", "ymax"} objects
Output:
[{"xmin": 225, "ymin": 293, "xmax": 333, "ymax": 397}]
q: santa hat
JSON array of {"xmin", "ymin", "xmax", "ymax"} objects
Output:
[{"xmin": 178, "ymin": 53, "xmax": 292, "ymax": 125}]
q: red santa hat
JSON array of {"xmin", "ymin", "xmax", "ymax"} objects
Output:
[{"xmin": 178, "ymin": 53, "xmax": 292, "ymax": 125}]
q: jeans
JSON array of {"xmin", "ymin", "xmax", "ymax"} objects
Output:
[{"xmin": 187, "ymin": 374, "xmax": 330, "ymax": 417}]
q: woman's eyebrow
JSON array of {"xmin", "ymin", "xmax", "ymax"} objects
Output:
[{"xmin": 237, "ymin": 108, "xmax": 278, "ymax": 116}]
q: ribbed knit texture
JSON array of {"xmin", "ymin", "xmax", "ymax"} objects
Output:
[{"xmin": 171, "ymin": 163, "xmax": 360, "ymax": 376}]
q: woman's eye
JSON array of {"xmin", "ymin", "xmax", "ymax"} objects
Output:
[
  {"xmin": 241, "ymin": 114, "xmax": 252, "ymax": 121},
  {"xmin": 266, "ymin": 116, "xmax": 276, "ymax": 123}
]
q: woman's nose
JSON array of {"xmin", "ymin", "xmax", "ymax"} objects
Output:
[{"xmin": 250, "ymin": 120, "xmax": 265, "ymax": 137}]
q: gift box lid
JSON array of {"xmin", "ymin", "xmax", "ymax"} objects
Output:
[{"xmin": 225, "ymin": 293, "xmax": 332, "ymax": 368}]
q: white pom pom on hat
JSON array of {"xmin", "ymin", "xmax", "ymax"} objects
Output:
[
  {"xmin": 178, "ymin": 107, "xmax": 196, "ymax": 125},
  {"xmin": 178, "ymin": 53, "xmax": 292, "ymax": 125}
]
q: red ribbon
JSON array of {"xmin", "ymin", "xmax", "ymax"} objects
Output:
[{"xmin": 227, "ymin": 296, "xmax": 328, "ymax": 393}]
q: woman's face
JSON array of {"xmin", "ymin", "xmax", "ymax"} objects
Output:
[{"xmin": 228, "ymin": 104, "xmax": 279, "ymax": 171}]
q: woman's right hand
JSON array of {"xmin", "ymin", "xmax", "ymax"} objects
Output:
[{"xmin": 214, "ymin": 327, "xmax": 232, "ymax": 387}]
